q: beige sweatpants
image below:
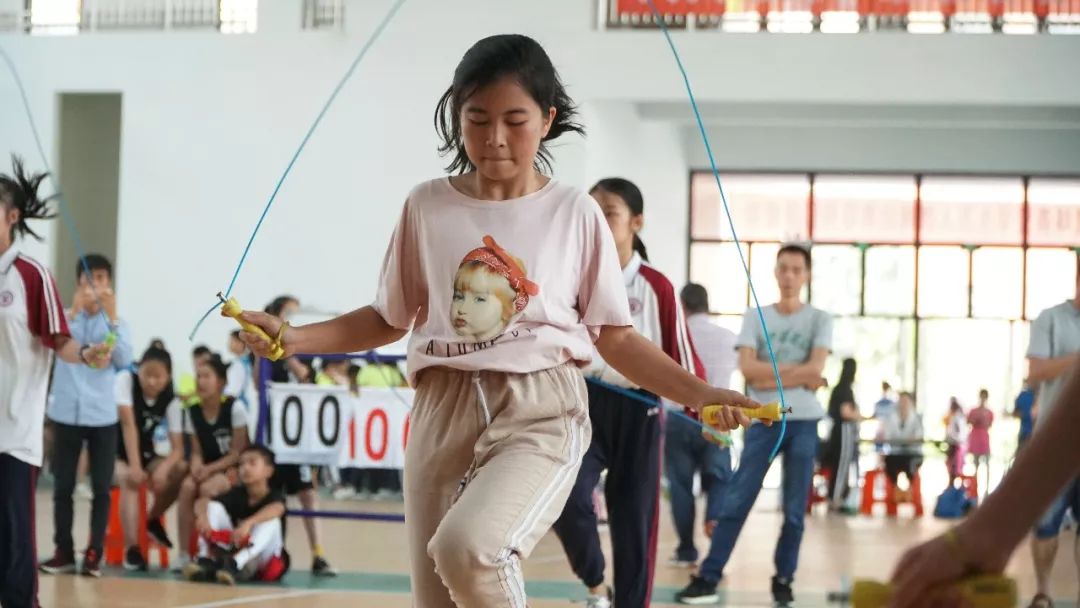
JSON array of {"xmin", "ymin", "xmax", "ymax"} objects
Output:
[{"xmin": 405, "ymin": 363, "xmax": 591, "ymax": 608}]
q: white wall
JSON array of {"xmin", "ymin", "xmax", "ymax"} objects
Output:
[
  {"xmin": 0, "ymin": 0, "xmax": 1077, "ymax": 370},
  {"xmin": 581, "ymin": 101, "xmax": 689, "ymax": 282}
]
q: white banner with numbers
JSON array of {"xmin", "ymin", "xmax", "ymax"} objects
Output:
[{"xmin": 264, "ymin": 383, "xmax": 412, "ymax": 468}]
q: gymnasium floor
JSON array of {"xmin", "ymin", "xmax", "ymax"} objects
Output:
[{"xmin": 34, "ymin": 477, "xmax": 1080, "ymax": 607}]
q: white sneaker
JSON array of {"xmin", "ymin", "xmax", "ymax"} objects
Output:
[
  {"xmin": 373, "ymin": 489, "xmax": 398, "ymax": 502},
  {"xmin": 332, "ymin": 487, "xmax": 357, "ymax": 500},
  {"xmin": 585, "ymin": 587, "xmax": 612, "ymax": 608},
  {"xmin": 75, "ymin": 483, "xmax": 93, "ymax": 501},
  {"xmin": 171, "ymin": 554, "xmax": 192, "ymax": 573},
  {"xmin": 668, "ymin": 556, "xmax": 697, "ymax": 568}
]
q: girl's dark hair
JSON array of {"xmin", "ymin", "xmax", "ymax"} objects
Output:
[
  {"xmin": 837, "ymin": 357, "xmax": 857, "ymax": 386},
  {"xmin": 591, "ymin": 177, "xmax": 648, "ymax": 261},
  {"xmin": 0, "ymin": 156, "xmax": 56, "ymax": 242},
  {"xmin": 140, "ymin": 346, "xmax": 173, "ymax": 374},
  {"xmin": 265, "ymin": 295, "xmax": 299, "ymax": 318},
  {"xmin": 435, "ymin": 34, "xmax": 584, "ymax": 175},
  {"xmin": 202, "ymin": 354, "xmax": 228, "ymax": 383}
]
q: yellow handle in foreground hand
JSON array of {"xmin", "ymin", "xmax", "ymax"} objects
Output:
[
  {"xmin": 701, "ymin": 402, "xmax": 787, "ymax": 425},
  {"xmin": 851, "ymin": 575, "xmax": 1016, "ymax": 608},
  {"xmin": 699, "ymin": 402, "xmax": 789, "ymax": 447},
  {"xmin": 219, "ymin": 295, "xmax": 286, "ymax": 361}
]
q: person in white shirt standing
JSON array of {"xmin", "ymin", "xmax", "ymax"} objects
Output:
[
  {"xmin": 665, "ymin": 283, "xmax": 736, "ymax": 568},
  {"xmin": 0, "ymin": 158, "xmax": 113, "ymax": 608}
]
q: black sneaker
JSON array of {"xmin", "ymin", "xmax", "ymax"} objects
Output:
[
  {"xmin": 123, "ymin": 546, "xmax": 147, "ymax": 571},
  {"xmin": 675, "ymin": 575, "xmax": 719, "ymax": 605},
  {"xmin": 771, "ymin": 576, "xmax": 794, "ymax": 606},
  {"xmin": 147, "ymin": 518, "xmax": 174, "ymax": 549},
  {"xmin": 39, "ymin": 549, "xmax": 77, "ymax": 574},
  {"xmin": 216, "ymin": 557, "xmax": 239, "ymax": 586},
  {"xmin": 312, "ymin": 556, "xmax": 337, "ymax": 577},
  {"xmin": 81, "ymin": 548, "xmax": 103, "ymax": 578},
  {"xmin": 182, "ymin": 557, "xmax": 218, "ymax": 582}
]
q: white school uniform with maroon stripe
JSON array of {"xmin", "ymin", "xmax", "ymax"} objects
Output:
[
  {"xmin": 585, "ymin": 251, "xmax": 704, "ymax": 389},
  {"xmin": 0, "ymin": 246, "xmax": 70, "ymax": 466}
]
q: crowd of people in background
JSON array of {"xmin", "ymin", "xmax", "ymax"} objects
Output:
[
  {"xmin": 33, "ymin": 251, "xmax": 1062, "ymax": 605},
  {"xmin": 29, "ymin": 260, "xmax": 424, "ymax": 583},
  {"xmin": 2, "ymin": 148, "xmax": 1076, "ymax": 608}
]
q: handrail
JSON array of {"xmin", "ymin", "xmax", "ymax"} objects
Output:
[{"xmin": 604, "ymin": 0, "xmax": 1079, "ymax": 32}]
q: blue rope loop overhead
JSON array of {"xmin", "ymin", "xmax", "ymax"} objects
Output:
[
  {"xmin": 0, "ymin": 47, "xmax": 118, "ymax": 337},
  {"xmin": 188, "ymin": 0, "xmax": 409, "ymax": 342},
  {"xmin": 643, "ymin": 0, "xmax": 789, "ymax": 461}
]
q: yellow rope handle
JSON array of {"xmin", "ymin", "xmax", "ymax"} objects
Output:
[
  {"xmin": 701, "ymin": 402, "xmax": 787, "ymax": 425},
  {"xmin": 850, "ymin": 575, "xmax": 1016, "ymax": 608},
  {"xmin": 219, "ymin": 295, "xmax": 286, "ymax": 361}
]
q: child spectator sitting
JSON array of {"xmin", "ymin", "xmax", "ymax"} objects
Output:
[
  {"xmin": 182, "ymin": 444, "xmax": 289, "ymax": 585},
  {"xmin": 114, "ymin": 346, "xmax": 188, "ymax": 570},
  {"xmin": 176, "ymin": 354, "xmax": 250, "ymax": 569}
]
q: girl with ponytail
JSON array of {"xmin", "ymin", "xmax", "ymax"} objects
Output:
[{"xmin": 552, "ymin": 177, "xmax": 707, "ymax": 607}]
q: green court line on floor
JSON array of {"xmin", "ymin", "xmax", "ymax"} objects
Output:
[
  {"xmin": 120, "ymin": 568, "xmax": 782, "ymax": 604},
  {"xmin": 117, "ymin": 569, "xmax": 1079, "ymax": 607}
]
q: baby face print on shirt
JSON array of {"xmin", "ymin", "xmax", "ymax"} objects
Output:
[{"xmin": 450, "ymin": 235, "xmax": 539, "ymax": 341}]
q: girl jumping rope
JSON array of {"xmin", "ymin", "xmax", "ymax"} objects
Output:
[{"xmin": 236, "ymin": 34, "xmax": 757, "ymax": 608}]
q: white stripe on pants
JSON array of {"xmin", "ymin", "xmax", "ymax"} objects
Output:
[
  {"xmin": 406, "ymin": 363, "xmax": 591, "ymax": 608},
  {"xmin": 831, "ymin": 422, "xmax": 858, "ymax": 508}
]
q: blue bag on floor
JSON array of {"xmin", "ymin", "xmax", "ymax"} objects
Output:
[{"xmin": 934, "ymin": 484, "xmax": 975, "ymax": 519}]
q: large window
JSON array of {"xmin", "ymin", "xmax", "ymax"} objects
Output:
[{"xmin": 690, "ymin": 172, "xmax": 1080, "ymax": 425}]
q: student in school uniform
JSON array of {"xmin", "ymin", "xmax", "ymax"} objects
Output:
[
  {"xmin": 553, "ymin": 177, "xmax": 705, "ymax": 608},
  {"xmin": 0, "ymin": 158, "xmax": 114, "ymax": 608}
]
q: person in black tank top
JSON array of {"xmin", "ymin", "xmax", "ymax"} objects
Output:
[
  {"xmin": 176, "ymin": 354, "xmax": 250, "ymax": 568},
  {"xmin": 114, "ymin": 347, "xmax": 189, "ymax": 570},
  {"xmin": 188, "ymin": 397, "xmax": 239, "ymax": 464}
]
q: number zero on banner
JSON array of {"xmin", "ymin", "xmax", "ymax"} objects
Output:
[{"xmin": 265, "ymin": 384, "xmax": 411, "ymax": 467}]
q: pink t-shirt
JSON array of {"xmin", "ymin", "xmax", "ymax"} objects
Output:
[
  {"xmin": 373, "ymin": 177, "xmax": 633, "ymax": 384},
  {"xmin": 967, "ymin": 406, "xmax": 994, "ymax": 456}
]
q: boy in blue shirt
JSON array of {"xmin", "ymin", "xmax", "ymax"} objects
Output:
[{"xmin": 39, "ymin": 254, "xmax": 134, "ymax": 578}]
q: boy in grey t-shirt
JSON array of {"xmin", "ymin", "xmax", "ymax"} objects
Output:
[
  {"xmin": 677, "ymin": 244, "xmax": 831, "ymax": 607},
  {"xmin": 738, "ymin": 303, "xmax": 833, "ymax": 420}
]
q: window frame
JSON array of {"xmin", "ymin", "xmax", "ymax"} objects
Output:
[{"xmin": 687, "ymin": 170, "xmax": 1080, "ymax": 394}]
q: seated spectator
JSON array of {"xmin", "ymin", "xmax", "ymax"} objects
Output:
[
  {"xmin": 883, "ymin": 391, "xmax": 923, "ymax": 494},
  {"xmin": 176, "ymin": 354, "xmax": 250, "ymax": 569},
  {"xmin": 114, "ymin": 346, "xmax": 188, "ymax": 570},
  {"xmin": 182, "ymin": 445, "xmax": 288, "ymax": 585}
]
